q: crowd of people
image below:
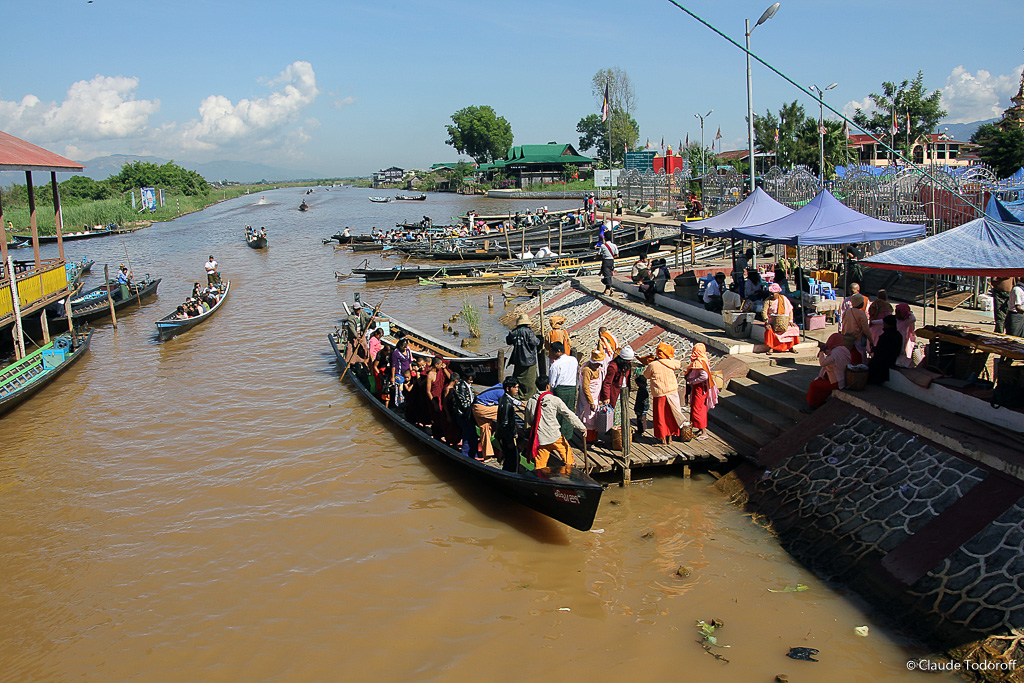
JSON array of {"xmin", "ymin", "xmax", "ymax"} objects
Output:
[
  {"xmin": 341, "ymin": 304, "xmax": 721, "ymax": 473},
  {"xmin": 171, "ymin": 281, "xmax": 225, "ymax": 320}
]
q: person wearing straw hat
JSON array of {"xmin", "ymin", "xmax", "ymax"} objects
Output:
[
  {"xmin": 643, "ymin": 343, "xmax": 685, "ymax": 445},
  {"xmin": 576, "ymin": 349, "xmax": 607, "ymax": 443},
  {"xmin": 506, "ymin": 313, "xmax": 541, "ymax": 398},
  {"xmin": 762, "ymin": 284, "xmax": 800, "ymax": 355},
  {"xmin": 684, "ymin": 343, "xmax": 718, "ymax": 440}
]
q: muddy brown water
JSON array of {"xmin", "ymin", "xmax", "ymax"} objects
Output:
[{"xmin": 0, "ymin": 187, "xmax": 952, "ymax": 681}]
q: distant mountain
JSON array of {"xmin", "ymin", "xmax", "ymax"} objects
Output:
[
  {"xmin": 940, "ymin": 118, "xmax": 999, "ymax": 142},
  {"xmin": 78, "ymin": 154, "xmax": 321, "ymax": 183}
]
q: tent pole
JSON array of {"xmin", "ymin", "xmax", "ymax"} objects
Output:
[{"xmin": 797, "ymin": 243, "xmax": 805, "ymax": 341}]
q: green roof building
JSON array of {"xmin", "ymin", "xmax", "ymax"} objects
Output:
[{"xmin": 480, "ymin": 143, "xmax": 594, "ymax": 187}]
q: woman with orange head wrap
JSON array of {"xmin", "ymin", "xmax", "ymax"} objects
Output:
[
  {"xmin": 684, "ymin": 343, "xmax": 718, "ymax": 439},
  {"xmin": 643, "ymin": 342, "xmax": 685, "ymax": 444}
]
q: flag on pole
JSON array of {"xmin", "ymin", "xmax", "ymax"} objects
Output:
[
  {"xmin": 842, "ymin": 120, "xmax": 849, "ymax": 138},
  {"xmin": 624, "ymin": 140, "xmax": 627, "ymax": 154},
  {"xmin": 715, "ymin": 127, "xmax": 722, "ymax": 141},
  {"xmin": 774, "ymin": 127, "xmax": 779, "ymax": 144},
  {"xmin": 819, "ymin": 124, "xmax": 827, "ymax": 135},
  {"xmin": 890, "ymin": 109, "xmax": 898, "ymax": 137},
  {"xmin": 685, "ymin": 133, "xmax": 689, "ymax": 147},
  {"xmin": 645, "ymin": 138, "xmax": 650, "ymax": 150},
  {"xmin": 601, "ymin": 83, "xmax": 609, "ymax": 122},
  {"xmin": 906, "ymin": 110, "xmax": 911, "ymax": 133}
]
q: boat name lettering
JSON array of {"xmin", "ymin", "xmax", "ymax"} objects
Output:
[{"xmin": 554, "ymin": 489, "xmax": 581, "ymax": 504}]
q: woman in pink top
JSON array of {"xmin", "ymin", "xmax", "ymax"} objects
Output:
[{"xmin": 894, "ymin": 303, "xmax": 917, "ymax": 366}]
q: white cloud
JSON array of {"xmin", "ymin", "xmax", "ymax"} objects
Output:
[
  {"xmin": 841, "ymin": 96, "xmax": 875, "ymax": 121},
  {"xmin": 0, "ymin": 75, "xmax": 159, "ymax": 146},
  {"xmin": 0, "ymin": 62, "xmax": 321, "ymax": 162},
  {"xmin": 331, "ymin": 93, "xmax": 357, "ymax": 110},
  {"xmin": 941, "ymin": 64, "xmax": 1023, "ymax": 123},
  {"xmin": 176, "ymin": 61, "xmax": 320, "ymax": 151}
]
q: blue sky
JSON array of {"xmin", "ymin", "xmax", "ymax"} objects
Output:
[{"xmin": 1, "ymin": 0, "xmax": 1021, "ymax": 177}]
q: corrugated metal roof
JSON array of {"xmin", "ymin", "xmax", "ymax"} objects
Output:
[{"xmin": 0, "ymin": 130, "xmax": 84, "ymax": 172}]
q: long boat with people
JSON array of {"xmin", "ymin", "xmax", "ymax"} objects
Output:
[
  {"xmin": 154, "ymin": 281, "xmax": 230, "ymax": 340},
  {"xmin": 394, "ymin": 194, "xmax": 426, "ymax": 201},
  {"xmin": 0, "ymin": 329, "xmax": 93, "ymax": 417},
  {"xmin": 245, "ymin": 225, "xmax": 268, "ymax": 249},
  {"xmin": 327, "ymin": 313, "xmax": 603, "ymax": 531}
]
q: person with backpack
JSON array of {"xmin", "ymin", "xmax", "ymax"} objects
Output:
[{"xmin": 450, "ymin": 371, "xmax": 478, "ymax": 458}]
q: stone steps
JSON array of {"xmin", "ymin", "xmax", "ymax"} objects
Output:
[
  {"xmin": 747, "ymin": 362, "xmax": 820, "ymax": 403},
  {"xmin": 728, "ymin": 375, "xmax": 809, "ymax": 422},
  {"xmin": 707, "ymin": 398, "xmax": 780, "ymax": 454}
]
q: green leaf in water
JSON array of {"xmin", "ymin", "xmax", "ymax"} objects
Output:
[{"xmin": 768, "ymin": 583, "xmax": 810, "ymax": 593}]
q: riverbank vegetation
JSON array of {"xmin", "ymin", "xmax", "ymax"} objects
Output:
[{"xmin": 2, "ymin": 161, "xmax": 346, "ymax": 235}]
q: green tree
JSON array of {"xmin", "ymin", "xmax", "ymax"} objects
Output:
[
  {"xmin": 972, "ymin": 124, "xmax": 1024, "ymax": 179},
  {"xmin": 107, "ymin": 160, "xmax": 210, "ymax": 196},
  {"xmin": 753, "ymin": 101, "xmax": 808, "ymax": 169},
  {"xmin": 852, "ymin": 71, "xmax": 946, "ymax": 162},
  {"xmin": 576, "ymin": 109, "xmax": 639, "ymax": 167},
  {"xmin": 60, "ymin": 175, "xmax": 116, "ymax": 202},
  {"xmin": 445, "ymin": 106, "xmax": 513, "ymax": 164}
]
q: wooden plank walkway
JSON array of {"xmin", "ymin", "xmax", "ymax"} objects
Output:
[{"xmin": 571, "ymin": 430, "xmax": 735, "ymax": 474}]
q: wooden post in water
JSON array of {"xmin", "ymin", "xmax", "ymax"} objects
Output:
[
  {"xmin": 690, "ymin": 236, "xmax": 696, "ymax": 265},
  {"xmin": 8, "ymin": 255, "xmax": 25, "ymax": 359},
  {"xmin": 536, "ymin": 284, "xmax": 545, "ymax": 376},
  {"xmin": 502, "ymin": 224, "xmax": 513, "ymax": 260},
  {"xmin": 496, "ymin": 348, "xmax": 505, "ymax": 381},
  {"xmin": 103, "ymin": 265, "xmax": 118, "ymax": 328},
  {"xmin": 634, "ymin": 221, "xmax": 639, "ymax": 242},
  {"xmin": 558, "ymin": 222, "xmax": 563, "ymax": 255},
  {"xmin": 40, "ymin": 311, "xmax": 49, "ymax": 345},
  {"xmin": 619, "ymin": 384, "xmax": 631, "ymax": 485},
  {"xmin": 547, "ymin": 222, "xmax": 551, "ymax": 250},
  {"xmin": 521, "ymin": 218, "xmax": 527, "ymax": 256}
]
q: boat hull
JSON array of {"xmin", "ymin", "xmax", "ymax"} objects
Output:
[
  {"xmin": 0, "ymin": 329, "xmax": 93, "ymax": 417},
  {"xmin": 155, "ymin": 281, "xmax": 230, "ymax": 340},
  {"xmin": 246, "ymin": 235, "xmax": 268, "ymax": 249},
  {"xmin": 327, "ymin": 330, "xmax": 603, "ymax": 531}
]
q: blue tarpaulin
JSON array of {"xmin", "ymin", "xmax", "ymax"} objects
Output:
[
  {"xmin": 862, "ymin": 215, "xmax": 1024, "ymax": 276},
  {"xmin": 731, "ymin": 189, "xmax": 926, "ymax": 246},
  {"xmin": 985, "ymin": 196, "xmax": 1024, "ymax": 224},
  {"xmin": 680, "ymin": 187, "xmax": 793, "ymax": 236}
]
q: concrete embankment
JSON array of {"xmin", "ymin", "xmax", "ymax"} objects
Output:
[{"xmin": 717, "ymin": 389, "xmax": 1024, "ymax": 679}]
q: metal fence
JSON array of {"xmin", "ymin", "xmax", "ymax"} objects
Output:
[{"xmin": 618, "ymin": 164, "xmax": 692, "ymax": 215}]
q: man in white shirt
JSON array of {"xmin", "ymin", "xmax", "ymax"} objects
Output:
[
  {"xmin": 599, "ymin": 237, "xmax": 620, "ymax": 295},
  {"xmin": 1007, "ymin": 278, "xmax": 1024, "ymax": 338},
  {"xmin": 703, "ymin": 272, "xmax": 726, "ymax": 312},
  {"xmin": 204, "ymin": 255, "xmax": 219, "ymax": 285},
  {"xmin": 547, "ymin": 341, "xmax": 579, "ymax": 441}
]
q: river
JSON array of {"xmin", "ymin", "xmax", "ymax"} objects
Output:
[{"xmin": 0, "ymin": 186, "xmax": 952, "ymax": 681}]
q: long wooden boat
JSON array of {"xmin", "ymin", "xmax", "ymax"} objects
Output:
[
  {"xmin": 299, "ymin": 201, "xmax": 309, "ymax": 212},
  {"xmin": 12, "ymin": 227, "xmax": 113, "ymax": 243},
  {"xmin": 368, "ymin": 196, "xmax": 393, "ymax": 203},
  {"xmin": 351, "ymin": 263, "xmax": 485, "ymax": 282},
  {"xmin": 5, "ymin": 238, "xmax": 29, "ymax": 249},
  {"xmin": 245, "ymin": 231, "xmax": 268, "ymax": 249},
  {"xmin": 395, "ymin": 194, "xmax": 426, "ymax": 201},
  {"xmin": 47, "ymin": 277, "xmax": 161, "ymax": 326},
  {"xmin": 0, "ymin": 329, "xmax": 93, "ymax": 417},
  {"xmin": 154, "ymin": 281, "xmax": 230, "ymax": 340},
  {"xmin": 327, "ymin": 322, "xmax": 603, "ymax": 531}
]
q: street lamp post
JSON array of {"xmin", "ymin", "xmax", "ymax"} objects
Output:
[
  {"xmin": 694, "ymin": 109, "xmax": 713, "ymax": 177},
  {"xmin": 810, "ymin": 82, "xmax": 838, "ymax": 184},
  {"xmin": 746, "ymin": 2, "xmax": 780, "ymax": 193}
]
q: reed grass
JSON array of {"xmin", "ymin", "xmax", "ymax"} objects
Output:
[{"xmin": 460, "ymin": 300, "xmax": 481, "ymax": 338}]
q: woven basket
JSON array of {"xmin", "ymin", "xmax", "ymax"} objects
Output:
[
  {"xmin": 845, "ymin": 365, "xmax": 869, "ymax": 391},
  {"xmin": 770, "ymin": 314, "xmax": 791, "ymax": 334}
]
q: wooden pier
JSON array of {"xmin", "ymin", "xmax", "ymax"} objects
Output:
[{"xmin": 573, "ymin": 430, "xmax": 734, "ymax": 477}]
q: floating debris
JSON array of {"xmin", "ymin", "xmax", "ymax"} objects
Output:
[
  {"xmin": 696, "ymin": 620, "xmax": 731, "ymax": 662},
  {"xmin": 854, "ymin": 626, "xmax": 870, "ymax": 637},
  {"xmin": 786, "ymin": 647, "xmax": 819, "ymax": 662},
  {"xmin": 768, "ymin": 584, "xmax": 809, "ymax": 593},
  {"xmin": 675, "ymin": 566, "xmax": 692, "ymax": 578}
]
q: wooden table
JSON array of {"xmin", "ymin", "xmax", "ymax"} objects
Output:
[{"xmin": 917, "ymin": 327, "xmax": 1024, "ymax": 361}]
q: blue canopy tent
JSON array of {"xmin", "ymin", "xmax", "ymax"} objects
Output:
[
  {"xmin": 985, "ymin": 196, "xmax": 1024, "ymax": 225},
  {"xmin": 731, "ymin": 189, "xmax": 926, "ymax": 245},
  {"xmin": 730, "ymin": 190, "xmax": 926, "ymax": 336},
  {"xmin": 680, "ymin": 187, "xmax": 793, "ymax": 236},
  {"xmin": 862, "ymin": 215, "xmax": 1024, "ymax": 277}
]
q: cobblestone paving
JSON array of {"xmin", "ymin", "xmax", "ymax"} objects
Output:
[
  {"xmin": 747, "ymin": 412, "xmax": 1024, "ymax": 640},
  {"xmin": 504, "ymin": 282, "xmax": 707, "ymax": 362},
  {"xmin": 907, "ymin": 498, "xmax": 1024, "ymax": 635}
]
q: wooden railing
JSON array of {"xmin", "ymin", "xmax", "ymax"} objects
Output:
[{"xmin": 0, "ymin": 259, "xmax": 70, "ymax": 325}]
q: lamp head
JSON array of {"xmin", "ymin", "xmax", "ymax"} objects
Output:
[
  {"xmin": 825, "ymin": 82, "xmax": 838, "ymax": 91},
  {"xmin": 756, "ymin": 2, "xmax": 780, "ymax": 26}
]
